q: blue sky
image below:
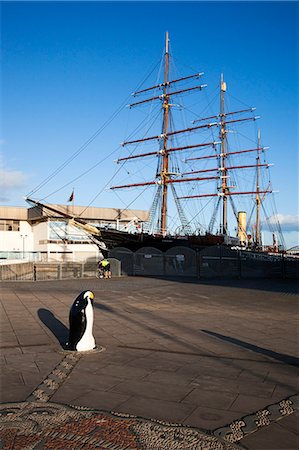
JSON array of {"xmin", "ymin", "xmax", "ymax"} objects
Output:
[{"xmin": 1, "ymin": 1, "xmax": 298, "ymax": 247}]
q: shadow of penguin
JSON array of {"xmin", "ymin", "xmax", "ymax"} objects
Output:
[{"xmin": 38, "ymin": 308, "xmax": 69, "ymax": 348}]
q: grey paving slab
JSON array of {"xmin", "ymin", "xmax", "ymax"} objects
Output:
[
  {"xmin": 183, "ymin": 404, "xmax": 245, "ymax": 430},
  {"xmin": 66, "ymin": 389, "xmax": 132, "ymax": 411},
  {"xmin": 126, "ymin": 354, "xmax": 186, "ymax": 371},
  {"xmin": 277, "ymin": 410, "xmax": 299, "ymax": 435},
  {"xmin": 142, "ymin": 369, "xmax": 196, "ymax": 386},
  {"xmin": 240, "ymin": 421, "xmax": 299, "ymax": 449},
  {"xmin": 0, "ymin": 384, "xmax": 35, "ymax": 403},
  {"xmin": 182, "ymin": 388, "xmax": 238, "ymax": 411},
  {"xmin": 111, "ymin": 378, "xmax": 194, "ymax": 402},
  {"xmin": 94, "ymin": 363, "xmax": 151, "ymax": 379},
  {"xmin": 65, "ymin": 370, "xmax": 124, "ymax": 391},
  {"xmin": 117, "ymin": 395, "xmax": 197, "ymax": 423},
  {"xmin": 50, "ymin": 383, "xmax": 95, "ymax": 404},
  {"xmin": 229, "ymin": 393, "xmax": 288, "ymax": 414},
  {"xmin": 21, "ymin": 344, "xmax": 56, "ymax": 354}
]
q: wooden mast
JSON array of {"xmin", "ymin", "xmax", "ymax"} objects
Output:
[
  {"xmin": 160, "ymin": 31, "xmax": 170, "ymax": 236},
  {"xmin": 220, "ymin": 74, "xmax": 228, "ymax": 235},
  {"xmin": 112, "ymin": 38, "xmax": 271, "ymax": 240},
  {"xmin": 255, "ymin": 129, "xmax": 261, "ymax": 248}
]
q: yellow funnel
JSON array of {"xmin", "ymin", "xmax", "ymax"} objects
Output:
[{"xmin": 238, "ymin": 211, "xmax": 247, "ymax": 246}]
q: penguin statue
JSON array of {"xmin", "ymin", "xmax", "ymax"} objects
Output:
[{"xmin": 66, "ymin": 290, "xmax": 96, "ymax": 351}]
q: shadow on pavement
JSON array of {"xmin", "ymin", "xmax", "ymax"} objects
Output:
[
  {"xmin": 94, "ymin": 302, "xmax": 114, "ymax": 312},
  {"xmin": 3, "ymin": 277, "xmax": 298, "ymax": 296},
  {"xmin": 38, "ymin": 308, "xmax": 69, "ymax": 347},
  {"xmin": 92, "ymin": 302, "xmax": 298, "ymax": 391},
  {"xmin": 202, "ymin": 330, "xmax": 299, "ymax": 367},
  {"xmin": 146, "ymin": 276, "xmax": 298, "ymax": 295}
]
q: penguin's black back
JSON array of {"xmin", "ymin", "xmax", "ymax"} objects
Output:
[{"xmin": 67, "ymin": 293, "xmax": 88, "ymax": 350}]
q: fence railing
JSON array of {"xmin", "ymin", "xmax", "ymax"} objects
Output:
[
  {"xmin": 0, "ymin": 247, "xmax": 298, "ymax": 281},
  {"xmin": 0, "ymin": 258, "xmax": 122, "ymax": 282},
  {"xmin": 109, "ymin": 246, "xmax": 298, "ymax": 280}
]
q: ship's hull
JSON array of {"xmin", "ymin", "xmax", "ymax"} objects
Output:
[{"xmin": 98, "ymin": 228, "xmax": 225, "ymax": 253}]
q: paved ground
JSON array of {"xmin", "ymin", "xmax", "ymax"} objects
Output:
[{"xmin": 0, "ymin": 276, "xmax": 298, "ymax": 449}]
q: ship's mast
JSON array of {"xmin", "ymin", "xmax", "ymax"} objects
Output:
[
  {"xmin": 112, "ymin": 37, "xmax": 271, "ymax": 239},
  {"xmin": 113, "ymin": 33, "xmax": 209, "ymax": 236},
  {"xmin": 161, "ymin": 31, "xmax": 170, "ymax": 236},
  {"xmin": 255, "ymin": 129, "xmax": 261, "ymax": 248},
  {"xmin": 220, "ymin": 74, "xmax": 228, "ymax": 235},
  {"xmin": 180, "ymin": 80, "xmax": 272, "ymax": 241}
]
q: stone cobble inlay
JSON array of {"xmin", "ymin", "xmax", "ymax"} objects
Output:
[
  {"xmin": 0, "ymin": 401, "xmax": 241, "ymax": 449},
  {"xmin": 25, "ymin": 352, "xmax": 82, "ymax": 403},
  {"xmin": 213, "ymin": 393, "xmax": 299, "ymax": 443}
]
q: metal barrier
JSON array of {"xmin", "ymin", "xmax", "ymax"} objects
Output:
[
  {"xmin": 0, "ymin": 262, "xmax": 34, "ymax": 281},
  {"xmin": 109, "ymin": 246, "xmax": 298, "ymax": 280},
  {"xmin": 1, "ymin": 247, "xmax": 298, "ymax": 280},
  {"xmin": 165, "ymin": 247, "xmax": 197, "ymax": 277},
  {"xmin": 109, "ymin": 246, "xmax": 198, "ymax": 277},
  {"xmin": 109, "ymin": 247, "xmax": 134, "ymax": 276},
  {"xmin": 0, "ymin": 259, "xmax": 121, "ymax": 281},
  {"xmin": 199, "ymin": 246, "xmax": 239, "ymax": 278}
]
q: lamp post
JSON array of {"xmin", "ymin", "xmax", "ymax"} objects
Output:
[{"xmin": 20, "ymin": 235, "xmax": 27, "ymax": 259}]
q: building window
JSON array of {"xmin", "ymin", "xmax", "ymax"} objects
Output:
[
  {"xmin": 0, "ymin": 220, "xmax": 20, "ymax": 231},
  {"xmin": 49, "ymin": 220, "xmax": 91, "ymax": 242}
]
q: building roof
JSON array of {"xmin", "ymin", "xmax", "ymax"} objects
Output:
[
  {"xmin": 1, "ymin": 204, "xmax": 149, "ymax": 222},
  {"xmin": 0, "ymin": 206, "xmax": 28, "ymax": 220}
]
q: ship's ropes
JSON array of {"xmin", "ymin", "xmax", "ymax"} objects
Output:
[
  {"xmin": 27, "ymin": 100, "xmax": 130, "ymax": 199},
  {"xmin": 27, "ymin": 58, "xmax": 162, "ymax": 202},
  {"xmin": 208, "ymin": 197, "xmax": 221, "ymax": 234},
  {"xmin": 143, "ymin": 185, "xmax": 163, "ymax": 235},
  {"xmin": 170, "ymin": 184, "xmax": 193, "ymax": 235},
  {"xmin": 261, "ymin": 202, "xmax": 286, "ymax": 250}
]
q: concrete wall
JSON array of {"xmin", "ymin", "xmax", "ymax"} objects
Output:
[
  {"xmin": 32, "ymin": 222, "xmax": 49, "ymax": 251},
  {"xmin": 0, "ymin": 221, "xmax": 33, "ymax": 253}
]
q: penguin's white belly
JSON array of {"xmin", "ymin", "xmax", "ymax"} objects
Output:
[{"xmin": 76, "ymin": 301, "xmax": 95, "ymax": 351}]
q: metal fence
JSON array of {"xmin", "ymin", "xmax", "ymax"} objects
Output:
[
  {"xmin": 1, "ymin": 246, "xmax": 298, "ymax": 281},
  {"xmin": 0, "ymin": 262, "xmax": 35, "ymax": 281},
  {"xmin": 0, "ymin": 259, "xmax": 121, "ymax": 282},
  {"xmin": 109, "ymin": 245, "xmax": 298, "ymax": 279}
]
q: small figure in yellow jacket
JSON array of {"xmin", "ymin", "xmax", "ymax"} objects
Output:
[{"xmin": 99, "ymin": 258, "xmax": 111, "ymax": 279}]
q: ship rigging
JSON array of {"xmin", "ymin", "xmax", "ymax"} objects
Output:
[
  {"xmin": 26, "ymin": 32, "xmax": 284, "ymax": 252},
  {"xmin": 110, "ymin": 32, "xmax": 278, "ymax": 249}
]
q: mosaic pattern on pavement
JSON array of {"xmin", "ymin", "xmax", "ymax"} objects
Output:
[
  {"xmin": 25, "ymin": 348, "xmax": 104, "ymax": 403},
  {"xmin": 0, "ymin": 401, "xmax": 241, "ymax": 450},
  {"xmin": 213, "ymin": 393, "xmax": 299, "ymax": 443},
  {"xmin": 26, "ymin": 352, "xmax": 82, "ymax": 403}
]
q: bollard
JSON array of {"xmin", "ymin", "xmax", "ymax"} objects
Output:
[{"xmin": 65, "ymin": 290, "xmax": 96, "ymax": 351}]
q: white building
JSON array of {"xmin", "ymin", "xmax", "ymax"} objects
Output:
[{"xmin": 0, "ymin": 204, "xmax": 148, "ymax": 262}]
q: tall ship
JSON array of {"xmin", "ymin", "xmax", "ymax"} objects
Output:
[{"xmin": 26, "ymin": 33, "xmax": 284, "ymax": 255}]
